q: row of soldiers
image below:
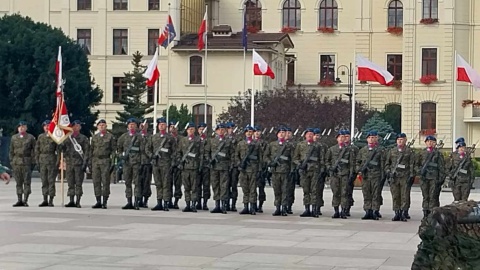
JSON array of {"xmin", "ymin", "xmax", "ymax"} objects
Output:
[{"xmin": 8, "ymin": 119, "xmax": 476, "ymax": 221}]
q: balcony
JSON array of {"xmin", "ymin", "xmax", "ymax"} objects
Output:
[{"xmin": 463, "ymin": 103, "xmax": 480, "ymax": 122}]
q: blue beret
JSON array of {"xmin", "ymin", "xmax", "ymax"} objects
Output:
[
  {"xmin": 336, "ymin": 130, "xmax": 345, "ymax": 137},
  {"xmin": 305, "ymin": 128, "xmax": 314, "ymax": 134},
  {"xmin": 187, "ymin": 122, "xmax": 196, "ymax": 128},
  {"xmin": 226, "ymin": 122, "xmax": 235, "ymax": 128},
  {"xmin": 424, "ymin": 135, "xmax": 436, "ymax": 142},
  {"xmin": 457, "ymin": 142, "xmax": 467, "ymax": 148},
  {"xmin": 396, "ymin": 133, "xmax": 406, "ymax": 139},
  {"xmin": 313, "ymin": 128, "xmax": 321, "ymax": 135},
  {"xmin": 73, "ymin": 120, "xmax": 84, "ymax": 125},
  {"xmin": 367, "ymin": 130, "xmax": 378, "ymax": 137},
  {"xmin": 17, "ymin": 121, "xmax": 27, "ymax": 127},
  {"xmin": 168, "ymin": 119, "xmax": 177, "ymax": 126},
  {"xmin": 277, "ymin": 127, "xmax": 287, "ymax": 133},
  {"xmin": 215, "ymin": 123, "xmax": 226, "ymax": 130},
  {"xmin": 197, "ymin": 122, "xmax": 207, "ymax": 128},
  {"xmin": 285, "ymin": 127, "xmax": 292, "ymax": 132},
  {"xmin": 244, "ymin": 125, "xmax": 254, "ymax": 132},
  {"xmin": 42, "ymin": 120, "xmax": 51, "ymax": 126},
  {"xmin": 455, "ymin": 137, "xmax": 465, "ymax": 144},
  {"xmin": 254, "ymin": 125, "xmax": 261, "ymax": 131},
  {"xmin": 126, "ymin": 118, "xmax": 137, "ymax": 124},
  {"xmin": 156, "ymin": 118, "xmax": 166, "ymax": 124},
  {"xmin": 97, "ymin": 119, "xmax": 106, "ymax": 125},
  {"xmin": 343, "ymin": 129, "xmax": 351, "ymax": 135}
]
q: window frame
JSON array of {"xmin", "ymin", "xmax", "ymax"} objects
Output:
[
  {"xmin": 286, "ymin": 54, "xmax": 296, "ymax": 85},
  {"xmin": 318, "ymin": 0, "xmax": 338, "ymax": 30},
  {"xmin": 112, "ymin": 77, "xmax": 127, "ymax": 103},
  {"xmin": 77, "ymin": 29, "xmax": 92, "ymax": 55},
  {"xmin": 147, "ymin": 29, "xmax": 159, "ymax": 55},
  {"xmin": 420, "ymin": 102, "xmax": 437, "ymax": 131},
  {"xmin": 77, "ymin": 0, "xmax": 92, "ymax": 10},
  {"xmin": 387, "ymin": 0, "xmax": 403, "ymax": 28},
  {"xmin": 147, "ymin": 86, "xmax": 158, "ymax": 104},
  {"xmin": 113, "ymin": 29, "xmax": 128, "ymax": 55},
  {"xmin": 245, "ymin": 0, "xmax": 262, "ymax": 31},
  {"xmin": 422, "ymin": 0, "xmax": 438, "ymax": 19},
  {"xmin": 113, "ymin": 0, "xmax": 128, "ymax": 11},
  {"xmin": 421, "ymin": 48, "xmax": 438, "ymax": 76},
  {"xmin": 192, "ymin": 104, "xmax": 213, "ymax": 127},
  {"xmin": 386, "ymin": 54, "xmax": 402, "ymax": 80},
  {"xmin": 282, "ymin": 0, "xmax": 301, "ymax": 29},
  {"xmin": 189, "ymin": 55, "xmax": 203, "ymax": 85},
  {"xmin": 319, "ymin": 54, "xmax": 336, "ymax": 82},
  {"xmin": 148, "ymin": 0, "xmax": 160, "ymax": 11}
]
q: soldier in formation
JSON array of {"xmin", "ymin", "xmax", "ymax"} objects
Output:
[
  {"xmin": 448, "ymin": 140, "xmax": 474, "ymax": 202},
  {"xmin": 169, "ymin": 120, "xmax": 182, "ymax": 209},
  {"xmin": 196, "ymin": 122, "xmax": 210, "ymax": 210},
  {"xmin": 35, "ymin": 120, "xmax": 59, "ymax": 207},
  {"xmin": 253, "ymin": 126, "xmax": 268, "ymax": 213},
  {"xmin": 226, "ymin": 122, "xmax": 239, "ymax": 212},
  {"xmin": 138, "ymin": 121, "xmax": 153, "ymax": 208}
]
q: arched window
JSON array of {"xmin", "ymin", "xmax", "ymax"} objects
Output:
[
  {"xmin": 193, "ymin": 104, "xmax": 212, "ymax": 127},
  {"xmin": 245, "ymin": 0, "xmax": 262, "ymax": 31},
  {"xmin": 282, "ymin": 0, "xmax": 301, "ymax": 29},
  {"xmin": 319, "ymin": 0, "xmax": 338, "ymax": 30},
  {"xmin": 388, "ymin": 0, "xmax": 403, "ymax": 27},
  {"xmin": 421, "ymin": 102, "xmax": 436, "ymax": 134},
  {"xmin": 189, "ymin": 56, "xmax": 202, "ymax": 84}
]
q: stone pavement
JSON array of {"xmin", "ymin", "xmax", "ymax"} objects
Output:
[{"xmin": 0, "ymin": 179, "xmax": 478, "ymax": 270}]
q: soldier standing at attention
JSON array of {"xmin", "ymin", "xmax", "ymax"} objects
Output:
[
  {"xmin": 146, "ymin": 118, "xmax": 176, "ymax": 211},
  {"xmin": 417, "ymin": 135, "xmax": 445, "ymax": 218},
  {"xmin": 90, "ymin": 119, "xmax": 116, "ymax": 209},
  {"xmin": 264, "ymin": 127, "xmax": 294, "ymax": 216},
  {"xmin": 226, "ymin": 122, "xmax": 239, "ymax": 212},
  {"xmin": 253, "ymin": 126, "xmax": 267, "ymax": 213},
  {"xmin": 293, "ymin": 128, "xmax": 324, "ymax": 218},
  {"xmin": 384, "ymin": 133, "xmax": 415, "ymax": 221},
  {"xmin": 356, "ymin": 130, "xmax": 385, "ymax": 220},
  {"xmin": 343, "ymin": 130, "xmax": 358, "ymax": 217},
  {"xmin": 138, "ymin": 121, "xmax": 152, "ymax": 208},
  {"xmin": 448, "ymin": 141, "xmax": 474, "ymax": 202},
  {"xmin": 326, "ymin": 130, "xmax": 355, "ymax": 218},
  {"xmin": 62, "ymin": 120, "xmax": 90, "ymax": 208},
  {"xmin": 176, "ymin": 123, "xmax": 202, "ymax": 212},
  {"xmin": 169, "ymin": 120, "xmax": 182, "ymax": 209},
  {"xmin": 235, "ymin": 126, "xmax": 263, "ymax": 215},
  {"xmin": 206, "ymin": 123, "xmax": 234, "ymax": 214},
  {"xmin": 313, "ymin": 128, "xmax": 328, "ymax": 216},
  {"xmin": 285, "ymin": 127, "xmax": 296, "ymax": 214},
  {"xmin": 36, "ymin": 120, "xmax": 59, "ymax": 207},
  {"xmin": 196, "ymin": 122, "xmax": 210, "ymax": 210},
  {"xmin": 117, "ymin": 118, "xmax": 144, "ymax": 210},
  {"xmin": 10, "ymin": 121, "xmax": 36, "ymax": 207}
]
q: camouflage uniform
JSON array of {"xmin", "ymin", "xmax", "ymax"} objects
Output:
[
  {"xmin": 417, "ymin": 146, "xmax": 445, "ymax": 216},
  {"xmin": 325, "ymin": 142, "xmax": 355, "ymax": 218},
  {"xmin": 62, "ymin": 132, "xmax": 89, "ymax": 207},
  {"xmin": 235, "ymin": 135, "xmax": 263, "ymax": 214},
  {"xmin": 227, "ymin": 131, "xmax": 240, "ymax": 211},
  {"xmin": 35, "ymin": 131, "xmax": 59, "ymax": 205},
  {"xmin": 117, "ymin": 130, "xmax": 144, "ymax": 209},
  {"xmin": 254, "ymin": 135, "xmax": 268, "ymax": 212},
  {"xmin": 448, "ymin": 151, "xmax": 474, "ymax": 202},
  {"xmin": 145, "ymin": 129, "xmax": 176, "ymax": 211},
  {"xmin": 285, "ymin": 135, "xmax": 298, "ymax": 213},
  {"xmin": 90, "ymin": 130, "xmax": 116, "ymax": 208},
  {"xmin": 170, "ymin": 133, "xmax": 182, "ymax": 208},
  {"xmin": 356, "ymin": 143, "xmax": 386, "ymax": 220},
  {"xmin": 10, "ymin": 131, "xmax": 36, "ymax": 206},
  {"xmin": 385, "ymin": 144, "xmax": 415, "ymax": 220},
  {"xmin": 293, "ymin": 139, "xmax": 324, "ymax": 217},
  {"xmin": 345, "ymin": 143, "xmax": 359, "ymax": 214},
  {"xmin": 139, "ymin": 130, "xmax": 153, "ymax": 207},
  {"xmin": 176, "ymin": 134, "xmax": 202, "ymax": 211},
  {"xmin": 314, "ymin": 136, "xmax": 329, "ymax": 213},
  {"xmin": 205, "ymin": 134, "xmax": 234, "ymax": 213},
  {"xmin": 197, "ymin": 133, "xmax": 211, "ymax": 210}
]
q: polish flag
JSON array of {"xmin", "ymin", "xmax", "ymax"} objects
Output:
[
  {"xmin": 356, "ymin": 55, "xmax": 394, "ymax": 86},
  {"xmin": 253, "ymin": 49, "xmax": 275, "ymax": 79},
  {"xmin": 143, "ymin": 47, "xmax": 160, "ymax": 87},
  {"xmin": 456, "ymin": 54, "xmax": 480, "ymax": 89},
  {"xmin": 197, "ymin": 10, "xmax": 207, "ymax": 51}
]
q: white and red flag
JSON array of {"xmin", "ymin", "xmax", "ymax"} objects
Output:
[
  {"xmin": 48, "ymin": 46, "xmax": 72, "ymax": 144},
  {"xmin": 356, "ymin": 55, "xmax": 394, "ymax": 86},
  {"xmin": 143, "ymin": 47, "xmax": 160, "ymax": 87},
  {"xmin": 253, "ymin": 49, "xmax": 275, "ymax": 79},
  {"xmin": 197, "ymin": 10, "xmax": 207, "ymax": 51},
  {"xmin": 456, "ymin": 53, "xmax": 480, "ymax": 89}
]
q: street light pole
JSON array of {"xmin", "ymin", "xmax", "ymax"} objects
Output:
[{"xmin": 335, "ymin": 62, "xmax": 354, "ymax": 131}]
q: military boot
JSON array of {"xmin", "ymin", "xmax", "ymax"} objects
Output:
[
  {"xmin": 133, "ymin": 197, "xmax": 140, "ymax": 210},
  {"xmin": 257, "ymin": 201, "xmax": 264, "ymax": 213},
  {"xmin": 143, "ymin": 196, "xmax": 149, "ymax": 208},
  {"xmin": 210, "ymin": 200, "xmax": 221, "ymax": 213},
  {"xmin": 372, "ymin": 210, "xmax": 379, "ymax": 220},
  {"xmin": 225, "ymin": 200, "xmax": 231, "ymax": 211},
  {"xmin": 151, "ymin": 200, "xmax": 164, "ymax": 211},
  {"xmin": 168, "ymin": 199, "xmax": 174, "ymax": 208},
  {"xmin": 239, "ymin": 203, "xmax": 249, "ymax": 215},
  {"xmin": 230, "ymin": 199, "xmax": 237, "ymax": 212},
  {"xmin": 196, "ymin": 199, "xmax": 202, "ymax": 210},
  {"xmin": 312, "ymin": 206, "xmax": 319, "ymax": 218},
  {"xmin": 404, "ymin": 209, "xmax": 411, "ymax": 219},
  {"xmin": 202, "ymin": 199, "xmax": 209, "ymax": 211},
  {"xmin": 39, "ymin": 195, "xmax": 48, "ymax": 207},
  {"xmin": 122, "ymin": 197, "xmax": 135, "ymax": 210},
  {"xmin": 92, "ymin": 196, "xmax": 102, "ymax": 209},
  {"xmin": 300, "ymin": 205, "xmax": 311, "ymax": 217},
  {"xmin": 173, "ymin": 198, "xmax": 180, "ymax": 209},
  {"xmin": 344, "ymin": 206, "xmax": 351, "ymax": 217},
  {"xmin": 374, "ymin": 210, "xmax": 382, "ymax": 218},
  {"xmin": 250, "ymin": 203, "xmax": 256, "ymax": 215},
  {"xmin": 65, "ymin": 196, "xmax": 76, "ymax": 207},
  {"xmin": 362, "ymin": 209, "xmax": 372, "ymax": 220},
  {"xmin": 102, "ymin": 196, "xmax": 108, "ymax": 209},
  {"xmin": 399, "ymin": 210, "xmax": 407, "ymax": 222},
  {"xmin": 163, "ymin": 200, "xmax": 169, "ymax": 211},
  {"xmin": 13, "ymin": 194, "xmax": 25, "ymax": 207},
  {"xmin": 392, "ymin": 210, "xmax": 401, "ymax": 221},
  {"xmin": 48, "ymin": 196, "xmax": 54, "ymax": 207},
  {"xmin": 191, "ymin": 201, "xmax": 197, "ymax": 213},
  {"xmin": 182, "ymin": 201, "xmax": 192, "ymax": 212},
  {"xmin": 23, "ymin": 194, "xmax": 29, "ymax": 207},
  {"xmin": 272, "ymin": 205, "xmax": 281, "ymax": 216},
  {"xmin": 332, "ymin": 206, "xmax": 340, "ymax": 219},
  {"xmin": 75, "ymin": 196, "xmax": 82, "ymax": 208},
  {"xmin": 318, "ymin": 207, "xmax": 322, "ymax": 216},
  {"xmin": 340, "ymin": 207, "xmax": 347, "ymax": 219},
  {"xmin": 138, "ymin": 199, "xmax": 144, "ymax": 208},
  {"xmin": 221, "ymin": 200, "xmax": 228, "ymax": 214},
  {"xmin": 281, "ymin": 205, "xmax": 288, "ymax": 216},
  {"xmin": 286, "ymin": 204, "xmax": 293, "ymax": 214}
]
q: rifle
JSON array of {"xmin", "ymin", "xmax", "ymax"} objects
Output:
[
  {"xmin": 387, "ymin": 151, "xmax": 404, "ymax": 185},
  {"xmin": 358, "ymin": 147, "xmax": 380, "ymax": 175},
  {"xmin": 117, "ymin": 135, "xmax": 138, "ymax": 171},
  {"xmin": 151, "ymin": 136, "xmax": 168, "ymax": 165},
  {"xmin": 329, "ymin": 146, "xmax": 348, "ymax": 176},
  {"xmin": 239, "ymin": 142, "xmax": 256, "ymax": 171},
  {"xmin": 451, "ymin": 141, "xmax": 478, "ymax": 182},
  {"xmin": 298, "ymin": 143, "xmax": 315, "ymax": 171},
  {"xmin": 210, "ymin": 140, "xmax": 226, "ymax": 167},
  {"xmin": 420, "ymin": 136, "xmax": 445, "ymax": 176},
  {"xmin": 270, "ymin": 143, "xmax": 287, "ymax": 168},
  {"xmin": 179, "ymin": 139, "xmax": 197, "ymax": 169}
]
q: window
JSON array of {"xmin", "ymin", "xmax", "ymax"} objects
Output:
[
  {"xmin": 319, "ymin": 0, "xmax": 338, "ymax": 29},
  {"xmin": 286, "ymin": 54, "xmax": 295, "ymax": 84},
  {"xmin": 77, "ymin": 29, "xmax": 92, "ymax": 55},
  {"xmin": 147, "ymin": 86, "xmax": 158, "ymax": 104},
  {"xmin": 422, "ymin": 0, "xmax": 438, "ymax": 19},
  {"xmin": 245, "ymin": 0, "xmax": 262, "ymax": 31},
  {"xmin": 113, "ymin": 0, "xmax": 128, "ymax": 10},
  {"xmin": 387, "ymin": 54, "xmax": 402, "ymax": 80},
  {"xmin": 148, "ymin": 29, "xmax": 159, "ymax": 55},
  {"xmin": 148, "ymin": 0, "xmax": 159, "ymax": 10},
  {"xmin": 320, "ymin": 55, "xmax": 335, "ymax": 81},
  {"xmin": 112, "ymin": 77, "xmax": 126, "ymax": 103},
  {"xmin": 388, "ymin": 0, "xmax": 403, "ymax": 27},
  {"xmin": 282, "ymin": 0, "xmax": 301, "ymax": 29},
  {"xmin": 77, "ymin": 0, "xmax": 91, "ymax": 10},
  {"xmin": 421, "ymin": 102, "xmax": 436, "ymax": 131},
  {"xmin": 113, "ymin": 29, "xmax": 128, "ymax": 55},
  {"xmin": 193, "ymin": 104, "xmax": 212, "ymax": 127},
  {"xmin": 189, "ymin": 56, "xmax": 203, "ymax": 84},
  {"xmin": 421, "ymin": 48, "xmax": 437, "ymax": 76}
]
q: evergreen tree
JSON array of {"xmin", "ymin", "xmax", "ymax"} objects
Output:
[
  {"xmin": 357, "ymin": 113, "xmax": 396, "ymax": 148},
  {"xmin": 113, "ymin": 51, "xmax": 153, "ymax": 136},
  {"xmin": 379, "ymin": 104, "xmax": 401, "ymax": 133},
  {"xmin": 162, "ymin": 104, "xmax": 193, "ymax": 134}
]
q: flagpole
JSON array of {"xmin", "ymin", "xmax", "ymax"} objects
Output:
[
  {"xmin": 166, "ymin": 3, "xmax": 171, "ymax": 125},
  {"xmin": 204, "ymin": 5, "xmax": 208, "ymax": 124},
  {"xmin": 251, "ymin": 49, "xmax": 255, "ymax": 126},
  {"xmin": 351, "ymin": 51, "xmax": 356, "ymax": 134},
  {"xmin": 153, "ymin": 78, "xmax": 158, "ymax": 135},
  {"xmin": 453, "ymin": 50, "xmax": 457, "ymax": 149},
  {"xmin": 243, "ymin": 5, "xmax": 247, "ymax": 118}
]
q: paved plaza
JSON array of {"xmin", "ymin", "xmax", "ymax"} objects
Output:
[{"xmin": 0, "ymin": 179, "xmax": 478, "ymax": 270}]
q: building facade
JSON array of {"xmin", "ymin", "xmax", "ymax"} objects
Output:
[{"xmin": 1, "ymin": 0, "xmax": 479, "ymax": 151}]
